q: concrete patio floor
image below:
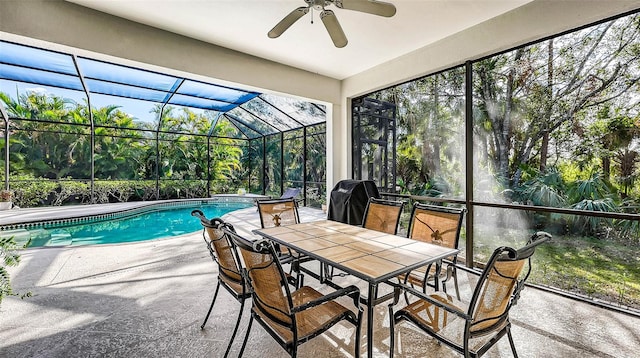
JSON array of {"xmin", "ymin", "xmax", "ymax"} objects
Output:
[{"xmin": 1, "ymin": 205, "xmax": 639, "ymax": 357}]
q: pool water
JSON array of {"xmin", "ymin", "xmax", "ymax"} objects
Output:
[{"xmin": 18, "ymin": 202, "xmax": 251, "ymax": 247}]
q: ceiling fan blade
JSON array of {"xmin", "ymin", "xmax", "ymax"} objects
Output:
[
  {"xmin": 336, "ymin": 0, "xmax": 397, "ymax": 17},
  {"xmin": 268, "ymin": 6, "xmax": 309, "ymax": 38},
  {"xmin": 320, "ymin": 10, "xmax": 348, "ymax": 48}
]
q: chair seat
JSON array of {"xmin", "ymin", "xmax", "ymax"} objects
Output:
[
  {"xmin": 400, "ymin": 292, "xmax": 463, "ymax": 331},
  {"xmin": 254, "ymin": 286, "xmax": 353, "ymax": 344},
  {"xmin": 397, "ymin": 293, "xmax": 506, "ymax": 354}
]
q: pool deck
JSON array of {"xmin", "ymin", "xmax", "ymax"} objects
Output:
[
  {"xmin": 0, "ymin": 197, "xmax": 264, "ymax": 227},
  {"xmin": 0, "ymin": 204, "xmax": 639, "ymax": 357},
  {"xmin": 0, "ymin": 201, "xmax": 152, "ymax": 226}
]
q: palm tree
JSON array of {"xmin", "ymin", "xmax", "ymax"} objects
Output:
[{"xmin": 569, "ymin": 173, "xmax": 618, "ymax": 235}]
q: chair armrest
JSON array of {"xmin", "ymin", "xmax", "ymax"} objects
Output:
[
  {"xmin": 438, "ymin": 259, "xmax": 458, "ymax": 282},
  {"xmin": 292, "ymin": 285, "xmax": 361, "ymax": 313},
  {"xmin": 442, "ymin": 263, "xmax": 455, "ymax": 283},
  {"xmin": 438, "ymin": 260, "xmax": 485, "ymax": 287},
  {"xmin": 441, "ymin": 258, "xmax": 455, "ymax": 266},
  {"xmin": 285, "ymin": 271, "xmax": 304, "ymax": 288},
  {"xmin": 390, "ymin": 283, "xmax": 471, "ymax": 320},
  {"xmin": 442, "ymin": 260, "xmax": 483, "ymax": 276}
]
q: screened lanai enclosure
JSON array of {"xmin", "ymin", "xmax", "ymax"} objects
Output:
[
  {"xmin": 352, "ymin": 11, "xmax": 640, "ymax": 314},
  {"xmin": 0, "ymin": 41, "xmax": 327, "ymax": 208}
]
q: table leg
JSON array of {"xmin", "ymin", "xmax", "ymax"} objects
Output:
[{"xmin": 366, "ymin": 283, "xmax": 378, "ymax": 358}]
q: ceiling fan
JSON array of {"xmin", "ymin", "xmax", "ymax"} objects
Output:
[{"xmin": 268, "ymin": 0, "xmax": 397, "ymax": 48}]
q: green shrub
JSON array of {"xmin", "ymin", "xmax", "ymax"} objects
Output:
[
  {"xmin": 10, "ymin": 175, "xmax": 58, "ymax": 207},
  {"xmin": 94, "ymin": 180, "xmax": 135, "ymax": 203},
  {"xmin": 53, "ymin": 180, "xmax": 90, "ymax": 205},
  {"xmin": 158, "ymin": 180, "xmax": 207, "ymax": 199},
  {"xmin": 8, "ymin": 177, "xmax": 219, "ymax": 207}
]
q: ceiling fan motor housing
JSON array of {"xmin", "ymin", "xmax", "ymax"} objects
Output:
[{"xmin": 307, "ymin": 0, "xmax": 333, "ymax": 11}]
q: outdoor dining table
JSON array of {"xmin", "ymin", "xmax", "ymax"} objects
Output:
[{"xmin": 253, "ymin": 219, "xmax": 459, "ymax": 358}]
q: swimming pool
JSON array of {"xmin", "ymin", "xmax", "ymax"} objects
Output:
[{"xmin": 3, "ymin": 201, "xmax": 252, "ymax": 247}]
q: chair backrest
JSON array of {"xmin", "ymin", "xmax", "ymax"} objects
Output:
[
  {"xmin": 191, "ymin": 210, "xmax": 242, "ymax": 284},
  {"xmin": 408, "ymin": 203, "xmax": 465, "ymax": 250},
  {"xmin": 257, "ymin": 198, "xmax": 300, "ymax": 228},
  {"xmin": 467, "ymin": 232, "xmax": 551, "ymax": 337},
  {"xmin": 224, "ymin": 228, "xmax": 295, "ymax": 329},
  {"xmin": 280, "ymin": 187, "xmax": 301, "ymax": 200},
  {"xmin": 362, "ymin": 197, "xmax": 405, "ymax": 234}
]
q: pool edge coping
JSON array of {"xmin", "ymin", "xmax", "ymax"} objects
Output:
[{"xmin": 0, "ymin": 197, "xmax": 256, "ymax": 230}]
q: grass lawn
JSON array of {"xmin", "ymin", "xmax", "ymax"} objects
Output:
[
  {"xmin": 472, "ymin": 230, "xmax": 640, "ymax": 310},
  {"xmin": 531, "ymin": 235, "xmax": 640, "ymax": 310}
]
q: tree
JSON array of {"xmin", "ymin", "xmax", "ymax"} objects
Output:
[
  {"xmin": 475, "ymin": 15, "xmax": 640, "ymax": 189},
  {"xmin": 2, "ymin": 90, "xmax": 91, "ymax": 179},
  {"xmin": 92, "ymin": 104, "xmax": 147, "ymax": 180},
  {"xmin": 372, "ymin": 67, "xmax": 465, "ymax": 196},
  {"xmin": 155, "ymin": 105, "xmax": 211, "ymax": 181},
  {"xmin": 210, "ymin": 120, "xmax": 243, "ymax": 191}
]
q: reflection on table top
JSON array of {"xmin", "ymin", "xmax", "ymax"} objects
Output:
[{"xmin": 254, "ymin": 219, "xmax": 458, "ymax": 283}]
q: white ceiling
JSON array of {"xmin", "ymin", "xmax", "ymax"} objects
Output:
[{"xmin": 67, "ymin": 0, "xmax": 534, "ymax": 80}]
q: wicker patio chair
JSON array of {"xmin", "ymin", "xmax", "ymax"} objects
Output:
[
  {"xmin": 225, "ymin": 228, "xmax": 363, "ymax": 358},
  {"xmin": 362, "ymin": 197, "xmax": 405, "ymax": 235},
  {"xmin": 257, "ymin": 198, "xmax": 300, "ymax": 228},
  {"xmin": 190, "ymin": 210, "xmax": 250, "ymax": 358},
  {"xmin": 257, "ymin": 198, "xmax": 306, "ymax": 286},
  {"xmin": 323, "ymin": 197, "xmax": 404, "ymax": 280},
  {"xmin": 402, "ymin": 203, "xmax": 466, "ymax": 299},
  {"xmin": 388, "ymin": 231, "xmax": 551, "ymax": 358}
]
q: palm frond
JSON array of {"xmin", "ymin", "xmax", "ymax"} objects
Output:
[{"xmin": 571, "ymin": 198, "xmax": 617, "ymax": 233}]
